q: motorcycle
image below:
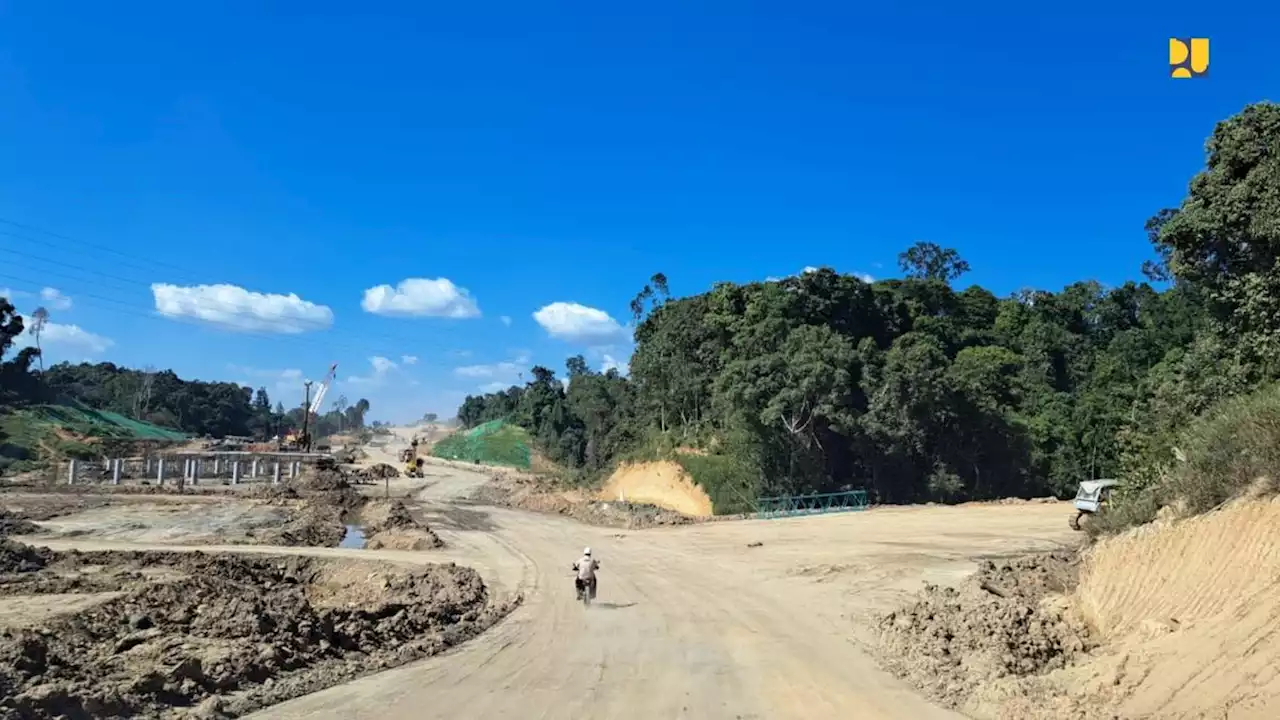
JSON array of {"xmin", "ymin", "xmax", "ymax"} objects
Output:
[{"xmin": 573, "ymin": 573, "xmax": 598, "ymax": 607}]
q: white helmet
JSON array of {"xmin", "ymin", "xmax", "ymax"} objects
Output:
[{"xmin": 583, "ymin": 547, "xmax": 591, "ymax": 556}]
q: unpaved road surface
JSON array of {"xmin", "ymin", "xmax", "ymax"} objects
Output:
[{"xmin": 30, "ymin": 451, "xmax": 1078, "ymax": 720}]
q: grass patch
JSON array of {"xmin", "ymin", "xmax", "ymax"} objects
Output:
[{"xmin": 673, "ymin": 452, "xmax": 759, "ymax": 515}]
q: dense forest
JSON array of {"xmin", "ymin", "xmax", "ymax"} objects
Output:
[
  {"xmin": 0, "ymin": 320, "xmax": 370, "ymax": 442},
  {"xmin": 455, "ymin": 102, "xmax": 1280, "ymax": 510}
]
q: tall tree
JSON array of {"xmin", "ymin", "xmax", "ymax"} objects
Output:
[{"xmin": 897, "ymin": 242, "xmax": 971, "ymax": 282}]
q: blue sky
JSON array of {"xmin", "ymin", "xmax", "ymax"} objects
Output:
[{"xmin": 1, "ymin": 2, "xmax": 1276, "ymax": 423}]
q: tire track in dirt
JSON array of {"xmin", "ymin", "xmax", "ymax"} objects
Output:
[{"xmin": 25, "ymin": 450, "xmax": 1078, "ymax": 719}]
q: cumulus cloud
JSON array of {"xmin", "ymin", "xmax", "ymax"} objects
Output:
[
  {"xmin": 226, "ymin": 365, "xmax": 306, "ymax": 397},
  {"xmin": 401, "ymin": 354, "xmax": 419, "ymax": 365},
  {"xmin": 361, "ymin": 278, "xmax": 480, "ymax": 318},
  {"xmin": 39, "ymin": 287, "xmax": 73, "ymax": 310},
  {"xmin": 17, "ymin": 319, "xmax": 113, "ymax": 356},
  {"xmin": 500, "ymin": 315, "xmax": 512, "ymax": 326},
  {"xmin": 601, "ymin": 354, "xmax": 629, "ymax": 375},
  {"xmin": 347, "ymin": 356, "xmax": 399, "ymax": 385},
  {"xmin": 151, "ymin": 283, "xmax": 333, "ymax": 334},
  {"xmin": 532, "ymin": 302, "xmax": 628, "ymax": 344},
  {"xmin": 455, "ymin": 350, "xmax": 530, "ymax": 391},
  {"xmin": 766, "ymin": 267, "xmax": 874, "ymax": 283}
]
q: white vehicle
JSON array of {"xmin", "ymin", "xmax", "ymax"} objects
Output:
[{"xmin": 1070, "ymin": 478, "xmax": 1120, "ymax": 530}]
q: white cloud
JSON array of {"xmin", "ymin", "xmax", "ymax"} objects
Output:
[
  {"xmin": 39, "ymin": 287, "xmax": 73, "ymax": 310},
  {"xmin": 455, "ymin": 350, "xmax": 530, "ymax": 391},
  {"xmin": 766, "ymin": 267, "xmax": 874, "ymax": 283},
  {"xmin": 347, "ymin": 356, "xmax": 399, "ymax": 385},
  {"xmin": 226, "ymin": 365, "xmax": 306, "ymax": 399},
  {"xmin": 361, "ymin": 278, "xmax": 480, "ymax": 318},
  {"xmin": 152, "ymin": 283, "xmax": 333, "ymax": 334},
  {"xmin": 455, "ymin": 361, "xmax": 521, "ymax": 379},
  {"xmin": 533, "ymin": 302, "xmax": 628, "ymax": 344},
  {"xmin": 401, "ymin": 354, "xmax": 419, "ymax": 365},
  {"xmin": 17, "ymin": 319, "xmax": 113, "ymax": 356},
  {"xmin": 500, "ymin": 315, "xmax": 512, "ymax": 326},
  {"xmin": 601, "ymin": 354, "xmax": 629, "ymax": 375}
]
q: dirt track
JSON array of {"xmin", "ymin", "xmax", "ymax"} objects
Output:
[{"xmin": 25, "ymin": 427, "xmax": 1078, "ymax": 720}]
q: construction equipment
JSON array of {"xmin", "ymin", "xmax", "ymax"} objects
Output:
[
  {"xmin": 1070, "ymin": 478, "xmax": 1120, "ymax": 530},
  {"xmin": 404, "ymin": 456, "xmax": 425, "ymax": 478}
]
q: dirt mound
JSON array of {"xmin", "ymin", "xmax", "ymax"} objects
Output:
[
  {"xmin": 351, "ymin": 463, "xmax": 399, "ymax": 484},
  {"xmin": 598, "ymin": 461, "xmax": 714, "ymax": 517},
  {"xmin": 876, "ymin": 551, "xmax": 1093, "ymax": 712},
  {"xmin": 474, "ymin": 473, "xmax": 697, "ymax": 529},
  {"xmin": 0, "ymin": 509, "xmax": 39, "ymax": 537},
  {"xmin": 0, "ymin": 538, "xmax": 56, "ymax": 573},
  {"xmin": 0, "ymin": 546, "xmax": 518, "ymax": 719},
  {"xmin": 362, "ymin": 500, "xmax": 443, "ymax": 550}
]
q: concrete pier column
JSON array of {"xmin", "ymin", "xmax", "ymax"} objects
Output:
[
  {"xmin": 191, "ymin": 458, "xmax": 200, "ymax": 485},
  {"xmin": 111, "ymin": 459, "xmax": 121, "ymax": 485},
  {"xmin": 272, "ymin": 462, "xmax": 281, "ymax": 485},
  {"xmin": 231, "ymin": 461, "xmax": 240, "ymax": 485},
  {"xmin": 251, "ymin": 459, "xmax": 259, "ymax": 479},
  {"xmin": 156, "ymin": 458, "xmax": 165, "ymax": 484},
  {"xmin": 67, "ymin": 460, "xmax": 77, "ymax": 485}
]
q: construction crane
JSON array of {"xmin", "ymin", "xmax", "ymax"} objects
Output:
[
  {"xmin": 302, "ymin": 362, "xmax": 338, "ymax": 452},
  {"xmin": 281, "ymin": 362, "xmax": 338, "ymax": 453}
]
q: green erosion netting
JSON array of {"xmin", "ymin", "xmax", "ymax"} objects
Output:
[
  {"xmin": 431, "ymin": 420, "xmax": 531, "ymax": 469},
  {"xmin": 25, "ymin": 403, "xmax": 188, "ymax": 441}
]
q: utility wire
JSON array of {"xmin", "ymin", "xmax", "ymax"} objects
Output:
[{"xmin": 1, "ymin": 221, "xmax": 480, "ymax": 356}]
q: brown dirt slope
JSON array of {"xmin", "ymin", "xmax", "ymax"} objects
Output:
[{"xmin": 880, "ymin": 497, "xmax": 1280, "ymax": 719}]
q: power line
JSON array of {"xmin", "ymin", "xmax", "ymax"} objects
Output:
[
  {"xmin": 0, "ymin": 218, "xmax": 203, "ymax": 281},
  {"xmin": 0, "ymin": 222, "xmax": 475, "ymax": 354},
  {"xmin": 0, "ymin": 272, "xmax": 407, "ymax": 360}
]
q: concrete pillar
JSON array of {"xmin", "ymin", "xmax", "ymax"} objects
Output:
[
  {"xmin": 112, "ymin": 458, "xmax": 121, "ymax": 485},
  {"xmin": 67, "ymin": 460, "xmax": 77, "ymax": 485},
  {"xmin": 290, "ymin": 461, "xmax": 299, "ymax": 478},
  {"xmin": 250, "ymin": 459, "xmax": 259, "ymax": 479},
  {"xmin": 231, "ymin": 461, "xmax": 240, "ymax": 485},
  {"xmin": 212, "ymin": 457, "xmax": 221, "ymax": 475},
  {"xmin": 156, "ymin": 457, "xmax": 165, "ymax": 485},
  {"xmin": 272, "ymin": 462, "xmax": 281, "ymax": 485},
  {"xmin": 191, "ymin": 458, "xmax": 200, "ymax": 485}
]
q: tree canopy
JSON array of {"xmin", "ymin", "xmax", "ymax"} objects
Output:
[{"xmin": 453, "ymin": 102, "xmax": 1280, "ymax": 509}]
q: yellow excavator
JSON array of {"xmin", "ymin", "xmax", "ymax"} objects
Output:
[{"xmin": 399, "ymin": 437, "xmax": 424, "ymax": 478}]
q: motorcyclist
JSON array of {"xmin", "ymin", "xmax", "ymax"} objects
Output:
[{"xmin": 572, "ymin": 547, "xmax": 600, "ymax": 601}]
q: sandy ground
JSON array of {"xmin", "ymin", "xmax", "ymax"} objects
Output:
[{"xmin": 24, "ymin": 442, "xmax": 1079, "ymax": 720}]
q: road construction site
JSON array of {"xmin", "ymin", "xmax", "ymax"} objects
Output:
[{"xmin": 2, "ymin": 424, "xmax": 1277, "ymax": 719}]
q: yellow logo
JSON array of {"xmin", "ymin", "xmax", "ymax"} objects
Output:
[{"xmin": 1170, "ymin": 38, "xmax": 1209, "ymax": 78}]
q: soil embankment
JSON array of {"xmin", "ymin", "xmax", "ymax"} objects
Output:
[
  {"xmin": 877, "ymin": 497, "xmax": 1280, "ymax": 719},
  {"xmin": 473, "ymin": 469, "xmax": 697, "ymax": 529},
  {"xmin": 598, "ymin": 461, "xmax": 714, "ymax": 517}
]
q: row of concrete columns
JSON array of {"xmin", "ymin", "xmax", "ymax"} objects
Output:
[{"xmin": 66, "ymin": 459, "xmax": 302, "ymax": 485}]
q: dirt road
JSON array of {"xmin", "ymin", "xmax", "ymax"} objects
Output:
[{"xmin": 29, "ymin": 450, "xmax": 1077, "ymax": 719}]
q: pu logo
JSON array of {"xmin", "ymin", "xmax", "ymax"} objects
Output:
[{"xmin": 1170, "ymin": 38, "xmax": 1209, "ymax": 78}]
